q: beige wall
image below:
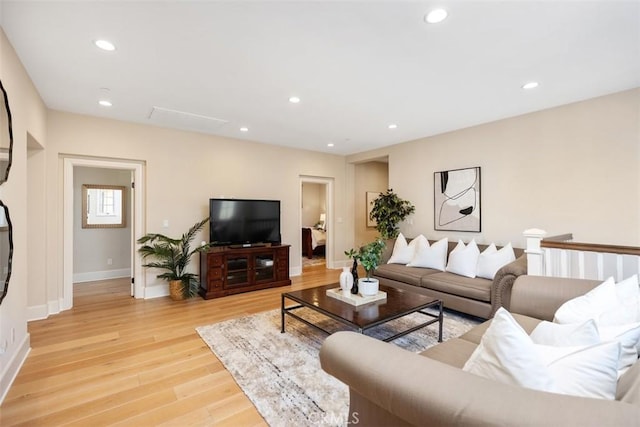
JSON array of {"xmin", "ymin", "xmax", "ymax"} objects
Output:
[
  {"xmin": 73, "ymin": 167, "xmax": 131, "ymax": 280},
  {"xmin": 301, "ymin": 183, "xmax": 326, "ymax": 228},
  {"xmin": 354, "ymin": 161, "xmax": 388, "ymax": 246},
  {"xmin": 349, "ymin": 88, "xmax": 640, "ymax": 248},
  {"xmin": 44, "ymin": 111, "xmax": 351, "ymax": 299},
  {"xmin": 0, "ymin": 28, "xmax": 47, "ymax": 400},
  {"xmin": 27, "ymin": 134, "xmax": 46, "ymax": 315}
]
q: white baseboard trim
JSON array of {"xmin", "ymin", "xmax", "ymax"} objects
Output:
[
  {"xmin": 331, "ymin": 260, "xmax": 351, "ymax": 270},
  {"xmin": 27, "ymin": 297, "xmax": 65, "ymax": 322},
  {"xmin": 0, "ymin": 333, "xmax": 31, "ymax": 405},
  {"xmin": 48, "ymin": 298, "xmax": 62, "ymax": 316},
  {"xmin": 73, "ymin": 268, "xmax": 131, "ymax": 283},
  {"xmin": 290, "ymin": 266, "xmax": 302, "ymax": 277},
  {"xmin": 144, "ymin": 284, "xmax": 169, "ymax": 299},
  {"xmin": 27, "ymin": 304, "xmax": 49, "ymax": 322}
]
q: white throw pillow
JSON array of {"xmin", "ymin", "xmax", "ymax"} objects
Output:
[
  {"xmin": 446, "ymin": 239, "xmax": 480, "ymax": 278},
  {"xmin": 554, "ymin": 275, "xmax": 640, "ymax": 326},
  {"xmin": 531, "ymin": 319, "xmax": 639, "ymax": 378},
  {"xmin": 530, "ymin": 319, "xmax": 600, "ymax": 347},
  {"xmin": 599, "ymin": 275, "xmax": 640, "ymax": 325},
  {"xmin": 599, "ymin": 323, "xmax": 640, "ymax": 377},
  {"xmin": 387, "ymin": 233, "xmax": 409, "ymax": 264},
  {"xmin": 537, "ymin": 342, "xmax": 620, "ymax": 400},
  {"xmin": 616, "ymin": 274, "xmax": 640, "ymax": 300},
  {"xmin": 553, "ymin": 277, "xmax": 618, "ymax": 324},
  {"xmin": 598, "ymin": 300, "xmax": 640, "ymax": 327},
  {"xmin": 407, "ymin": 237, "xmax": 448, "ymax": 271},
  {"xmin": 387, "ymin": 233, "xmax": 425, "ymax": 265},
  {"xmin": 463, "ymin": 308, "xmax": 554, "ymax": 391},
  {"xmin": 464, "ymin": 308, "xmax": 620, "ymax": 400},
  {"xmin": 477, "ymin": 243, "xmax": 516, "ymax": 280}
]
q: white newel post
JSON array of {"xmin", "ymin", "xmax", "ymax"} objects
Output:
[{"xmin": 524, "ymin": 228, "xmax": 547, "ymax": 276}]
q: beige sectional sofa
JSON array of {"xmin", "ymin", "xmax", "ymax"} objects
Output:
[
  {"xmin": 320, "ymin": 275, "xmax": 640, "ymax": 426},
  {"xmin": 373, "ymin": 239, "xmax": 526, "ymax": 319}
]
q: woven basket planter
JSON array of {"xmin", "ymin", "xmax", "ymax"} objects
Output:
[{"xmin": 169, "ymin": 280, "xmax": 186, "ymax": 301}]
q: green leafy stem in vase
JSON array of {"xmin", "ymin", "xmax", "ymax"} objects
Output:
[{"xmin": 345, "ymin": 238, "xmax": 385, "ymax": 281}]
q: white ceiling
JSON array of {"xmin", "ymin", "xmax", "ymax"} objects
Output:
[{"xmin": 1, "ymin": 1, "xmax": 639, "ymax": 155}]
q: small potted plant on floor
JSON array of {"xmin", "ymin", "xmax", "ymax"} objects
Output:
[
  {"xmin": 137, "ymin": 218, "xmax": 210, "ymax": 300},
  {"xmin": 369, "ymin": 189, "xmax": 415, "ymax": 239},
  {"xmin": 346, "ymin": 238, "xmax": 386, "ymax": 296}
]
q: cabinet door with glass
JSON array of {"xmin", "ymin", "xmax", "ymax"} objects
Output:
[
  {"xmin": 254, "ymin": 253, "xmax": 275, "ymax": 283},
  {"xmin": 225, "ymin": 255, "xmax": 249, "ymax": 287}
]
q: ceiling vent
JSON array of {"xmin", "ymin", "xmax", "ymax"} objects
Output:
[{"xmin": 148, "ymin": 106, "xmax": 228, "ymax": 134}]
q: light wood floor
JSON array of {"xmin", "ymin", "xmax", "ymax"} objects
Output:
[{"xmin": 1, "ymin": 265, "xmax": 339, "ymax": 426}]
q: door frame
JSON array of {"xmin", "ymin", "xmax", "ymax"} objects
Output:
[
  {"xmin": 62, "ymin": 157, "xmax": 145, "ymax": 311},
  {"xmin": 299, "ymin": 175, "xmax": 334, "ymax": 269}
]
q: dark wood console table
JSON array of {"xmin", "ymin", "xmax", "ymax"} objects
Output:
[{"xmin": 199, "ymin": 244, "xmax": 291, "ymax": 299}]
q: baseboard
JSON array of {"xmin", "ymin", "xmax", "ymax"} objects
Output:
[
  {"xmin": 26, "ymin": 304, "xmax": 49, "ymax": 322},
  {"xmin": 48, "ymin": 298, "xmax": 62, "ymax": 316},
  {"xmin": 144, "ymin": 284, "xmax": 168, "ymax": 299},
  {"xmin": 27, "ymin": 298, "xmax": 64, "ymax": 322},
  {"xmin": 332, "ymin": 260, "xmax": 351, "ymax": 269},
  {"xmin": 0, "ymin": 333, "xmax": 30, "ymax": 405},
  {"xmin": 73, "ymin": 268, "xmax": 131, "ymax": 283},
  {"xmin": 290, "ymin": 266, "xmax": 302, "ymax": 277}
]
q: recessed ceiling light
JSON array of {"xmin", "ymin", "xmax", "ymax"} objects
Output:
[
  {"xmin": 522, "ymin": 81, "xmax": 539, "ymax": 90},
  {"xmin": 98, "ymin": 100, "xmax": 112, "ymax": 107},
  {"xmin": 327, "ymin": 143, "xmax": 334, "ymax": 147},
  {"xmin": 240, "ymin": 127, "xmax": 249, "ymax": 132},
  {"xmin": 388, "ymin": 124, "xmax": 398, "ymax": 129},
  {"xmin": 425, "ymin": 8, "xmax": 448, "ymax": 24},
  {"xmin": 289, "ymin": 96, "xmax": 301, "ymax": 104},
  {"xmin": 94, "ymin": 39, "xmax": 116, "ymax": 51}
]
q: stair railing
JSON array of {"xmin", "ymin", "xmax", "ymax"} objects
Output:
[{"xmin": 524, "ymin": 229, "xmax": 640, "ymax": 281}]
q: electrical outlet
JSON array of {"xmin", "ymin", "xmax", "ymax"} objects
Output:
[
  {"xmin": 107, "ymin": 258, "xmax": 113, "ymax": 265},
  {"xmin": 162, "ymin": 219, "xmax": 169, "ymax": 228}
]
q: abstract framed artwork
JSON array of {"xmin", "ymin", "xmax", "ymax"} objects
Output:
[{"xmin": 434, "ymin": 167, "xmax": 481, "ymax": 232}]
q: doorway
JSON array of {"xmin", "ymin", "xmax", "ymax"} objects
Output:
[
  {"xmin": 62, "ymin": 157, "xmax": 144, "ymax": 311},
  {"xmin": 300, "ymin": 176, "xmax": 333, "ymax": 272}
]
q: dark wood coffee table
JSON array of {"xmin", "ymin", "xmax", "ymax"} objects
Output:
[{"xmin": 281, "ymin": 284, "xmax": 442, "ymax": 342}]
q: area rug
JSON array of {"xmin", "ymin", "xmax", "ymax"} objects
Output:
[{"xmin": 196, "ymin": 307, "xmax": 480, "ymax": 427}]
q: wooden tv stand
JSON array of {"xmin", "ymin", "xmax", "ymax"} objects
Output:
[{"xmin": 199, "ymin": 244, "xmax": 291, "ymax": 299}]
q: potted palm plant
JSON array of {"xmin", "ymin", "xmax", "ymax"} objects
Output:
[
  {"xmin": 346, "ymin": 238, "xmax": 386, "ymax": 296},
  {"xmin": 369, "ymin": 189, "xmax": 415, "ymax": 239},
  {"xmin": 137, "ymin": 217, "xmax": 210, "ymax": 300}
]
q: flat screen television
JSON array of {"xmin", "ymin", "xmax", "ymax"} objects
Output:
[{"xmin": 209, "ymin": 198, "xmax": 281, "ymax": 247}]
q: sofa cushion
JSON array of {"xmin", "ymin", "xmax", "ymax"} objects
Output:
[
  {"xmin": 540, "ymin": 342, "xmax": 620, "ymax": 400},
  {"xmin": 462, "ymin": 308, "xmax": 555, "ymax": 391},
  {"xmin": 374, "ymin": 264, "xmax": 438, "ymax": 286},
  {"xmin": 388, "ymin": 233, "xmax": 425, "ymax": 265},
  {"xmin": 463, "ymin": 308, "xmax": 620, "ymax": 400},
  {"xmin": 554, "ymin": 276, "xmax": 640, "ymax": 325},
  {"xmin": 599, "ymin": 323, "xmax": 640, "ymax": 378},
  {"xmin": 531, "ymin": 319, "xmax": 640, "ymax": 378},
  {"xmin": 530, "ymin": 319, "xmax": 600, "ymax": 347},
  {"xmin": 460, "ymin": 313, "xmax": 542, "ymax": 345},
  {"xmin": 407, "ymin": 237, "xmax": 448, "ymax": 271},
  {"xmin": 445, "ymin": 239, "xmax": 480, "ymax": 278},
  {"xmin": 421, "ymin": 272, "xmax": 492, "ymax": 302},
  {"xmin": 419, "ymin": 337, "xmax": 477, "ymax": 369},
  {"xmin": 477, "ymin": 243, "xmax": 516, "ymax": 280}
]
